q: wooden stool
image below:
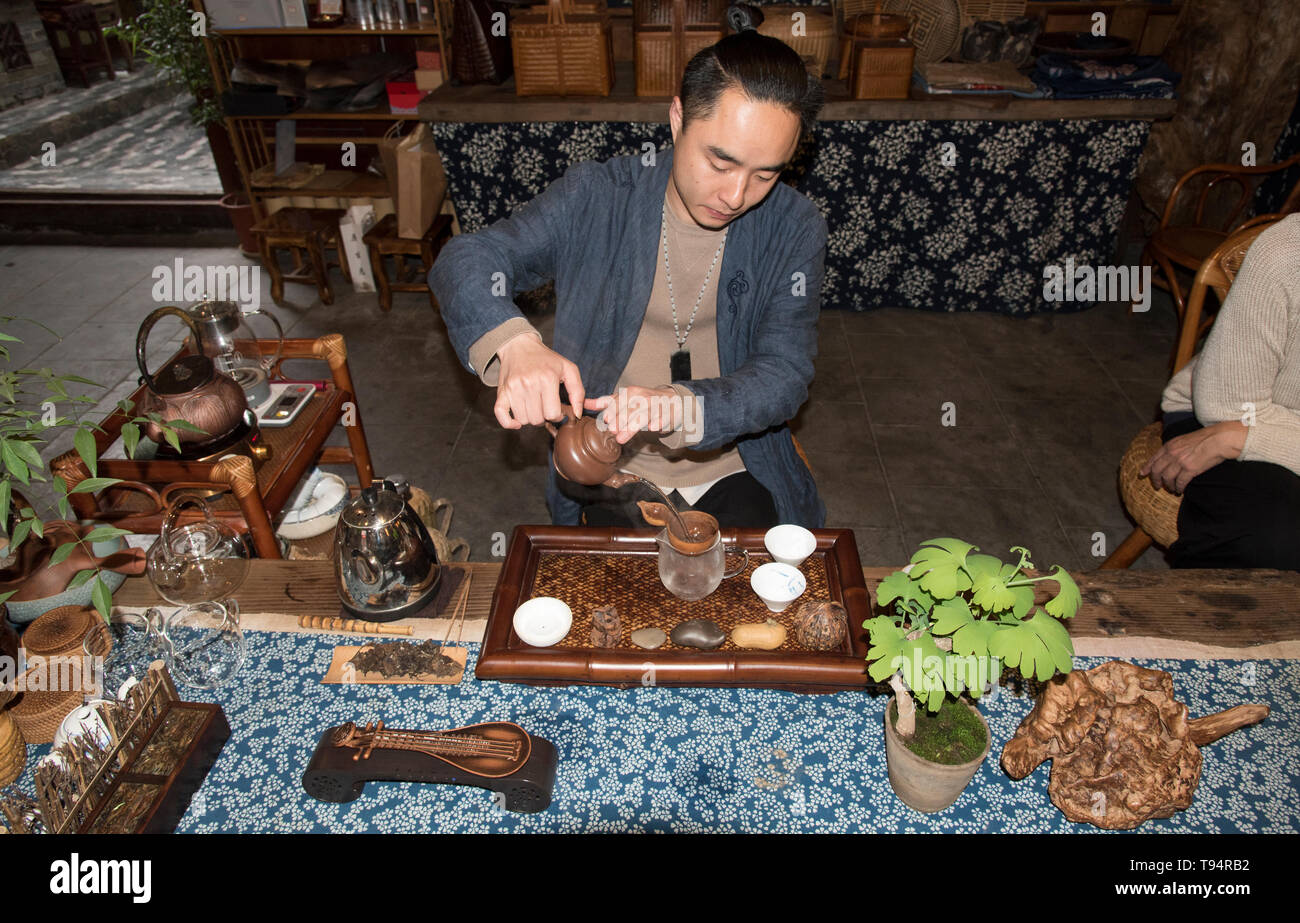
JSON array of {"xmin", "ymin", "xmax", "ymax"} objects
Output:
[
  {"xmin": 363, "ymin": 213, "xmax": 453, "ymax": 312},
  {"xmin": 252, "ymin": 207, "xmax": 352, "ymax": 306}
]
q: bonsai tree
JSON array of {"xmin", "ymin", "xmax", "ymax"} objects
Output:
[
  {"xmin": 0, "ymin": 318, "xmax": 190, "ymax": 618},
  {"xmin": 866, "ymin": 537, "xmax": 1081, "ymax": 738}
]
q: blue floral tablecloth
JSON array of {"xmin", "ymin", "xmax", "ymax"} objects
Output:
[
  {"xmin": 17, "ymin": 631, "xmax": 1295, "ymax": 834},
  {"xmin": 428, "ymin": 119, "xmax": 1152, "ymax": 315}
]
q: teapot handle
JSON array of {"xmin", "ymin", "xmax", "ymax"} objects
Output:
[
  {"xmin": 137, "ymin": 306, "xmax": 202, "ymax": 393},
  {"xmin": 160, "ymin": 492, "xmax": 218, "ymax": 549},
  {"xmin": 243, "ymin": 307, "xmax": 284, "ymax": 371}
]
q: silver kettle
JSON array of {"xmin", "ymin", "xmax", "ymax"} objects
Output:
[{"xmin": 333, "ymin": 477, "xmax": 442, "ymax": 621}]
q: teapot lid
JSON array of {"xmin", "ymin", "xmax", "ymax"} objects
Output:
[{"xmin": 342, "ymin": 484, "xmax": 407, "ymax": 529}]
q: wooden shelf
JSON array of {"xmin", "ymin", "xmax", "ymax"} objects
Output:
[
  {"xmin": 229, "ymin": 106, "xmax": 432, "ymax": 121},
  {"xmin": 420, "ymin": 60, "xmax": 1177, "ymax": 123},
  {"xmin": 213, "ymin": 24, "xmax": 440, "ymax": 37}
]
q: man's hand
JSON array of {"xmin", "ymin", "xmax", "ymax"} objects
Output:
[
  {"xmin": 585, "ymin": 386, "xmax": 681, "ymax": 445},
  {"xmin": 1140, "ymin": 420, "xmax": 1248, "ymax": 494},
  {"xmin": 494, "ymin": 334, "xmax": 585, "ymax": 430}
]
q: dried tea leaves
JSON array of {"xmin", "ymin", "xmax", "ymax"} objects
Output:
[{"xmin": 349, "ymin": 640, "xmax": 462, "ymax": 679}]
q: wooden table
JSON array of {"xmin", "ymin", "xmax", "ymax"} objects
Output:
[
  {"xmin": 114, "ymin": 561, "xmax": 1300, "ymax": 659},
  {"xmin": 54, "ymin": 335, "xmax": 374, "ymax": 559}
]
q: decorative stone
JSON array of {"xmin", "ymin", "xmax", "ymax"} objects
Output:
[
  {"xmin": 731, "ymin": 619, "xmax": 787, "ymax": 650},
  {"xmin": 590, "ymin": 605, "xmax": 621, "ymax": 648},
  {"xmin": 670, "ymin": 618, "xmax": 725, "ymax": 650},
  {"xmin": 793, "ymin": 600, "xmax": 848, "ymax": 651},
  {"xmin": 631, "ymin": 627, "xmax": 667, "ymax": 650}
]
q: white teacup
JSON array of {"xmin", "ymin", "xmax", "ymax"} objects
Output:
[
  {"xmin": 764, "ymin": 524, "xmax": 816, "ymax": 568},
  {"xmin": 513, "ymin": 597, "xmax": 573, "ymax": 647},
  {"xmin": 52, "ymin": 700, "xmax": 112, "ymax": 751},
  {"xmin": 750, "ymin": 563, "xmax": 807, "ymax": 613}
]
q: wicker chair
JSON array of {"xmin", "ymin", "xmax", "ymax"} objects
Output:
[
  {"xmin": 1102, "ymin": 219, "xmax": 1280, "ymax": 568},
  {"xmin": 1138, "ymin": 151, "xmax": 1300, "ymax": 371}
]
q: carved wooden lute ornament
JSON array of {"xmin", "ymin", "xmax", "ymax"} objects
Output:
[
  {"xmin": 1001, "ymin": 660, "xmax": 1268, "ymax": 829},
  {"xmin": 302, "ymin": 720, "xmax": 557, "ymax": 812}
]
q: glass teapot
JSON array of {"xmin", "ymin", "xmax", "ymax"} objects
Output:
[
  {"xmin": 184, "ymin": 300, "xmax": 284, "ymax": 407},
  {"xmin": 146, "ymin": 495, "xmax": 250, "ymax": 605}
]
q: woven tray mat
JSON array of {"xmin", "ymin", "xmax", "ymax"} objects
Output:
[{"xmin": 530, "ymin": 549, "xmax": 836, "ymax": 654}]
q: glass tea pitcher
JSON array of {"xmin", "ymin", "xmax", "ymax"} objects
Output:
[
  {"xmin": 144, "ymin": 599, "xmax": 245, "ymax": 690},
  {"xmin": 146, "ymin": 495, "xmax": 250, "ymax": 605},
  {"xmin": 641, "ymin": 504, "xmax": 748, "ymax": 601}
]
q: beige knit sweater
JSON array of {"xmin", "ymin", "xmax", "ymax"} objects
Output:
[{"xmin": 1160, "ymin": 213, "xmax": 1300, "ymax": 476}]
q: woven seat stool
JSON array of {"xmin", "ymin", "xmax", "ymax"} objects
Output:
[
  {"xmin": 1101, "ymin": 422, "xmax": 1182, "ymax": 568},
  {"xmin": 252, "ymin": 207, "xmax": 351, "ymax": 306},
  {"xmin": 363, "ymin": 213, "xmax": 453, "ymax": 312}
]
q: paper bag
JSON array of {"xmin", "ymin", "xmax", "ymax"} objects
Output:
[
  {"xmin": 378, "ymin": 122, "xmax": 448, "ymax": 240},
  {"xmin": 338, "ymin": 202, "xmax": 378, "ymax": 293}
]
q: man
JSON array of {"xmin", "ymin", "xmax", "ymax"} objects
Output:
[
  {"xmin": 429, "ymin": 29, "xmax": 827, "ymax": 529},
  {"xmin": 1140, "ymin": 213, "xmax": 1300, "ymax": 570}
]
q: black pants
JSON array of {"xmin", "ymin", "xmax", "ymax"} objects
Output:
[
  {"xmin": 578, "ymin": 471, "xmax": 779, "ymax": 530},
  {"xmin": 1163, "ymin": 416, "xmax": 1300, "ymax": 570}
]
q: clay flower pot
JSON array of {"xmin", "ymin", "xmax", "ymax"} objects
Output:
[{"xmin": 883, "ymin": 696, "xmax": 991, "ymax": 813}]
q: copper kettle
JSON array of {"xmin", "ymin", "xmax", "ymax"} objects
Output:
[{"xmin": 135, "ymin": 306, "xmax": 248, "ymax": 446}]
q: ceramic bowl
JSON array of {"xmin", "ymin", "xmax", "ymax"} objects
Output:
[
  {"xmin": 4, "ymin": 535, "xmax": 131, "ymax": 625},
  {"xmin": 276, "ymin": 470, "xmax": 349, "ymax": 540},
  {"xmin": 512, "ymin": 597, "xmax": 573, "ymax": 647},
  {"xmin": 52, "ymin": 700, "xmax": 113, "ymax": 751},
  {"xmin": 764, "ymin": 524, "xmax": 817, "ymax": 568},
  {"xmin": 750, "ymin": 563, "xmax": 807, "ymax": 613}
]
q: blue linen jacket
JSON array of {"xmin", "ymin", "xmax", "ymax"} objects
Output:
[{"xmin": 428, "ymin": 144, "xmax": 828, "ymax": 528}]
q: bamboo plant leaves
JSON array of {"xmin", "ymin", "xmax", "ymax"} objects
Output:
[{"xmin": 867, "ymin": 538, "xmax": 1082, "ymax": 715}]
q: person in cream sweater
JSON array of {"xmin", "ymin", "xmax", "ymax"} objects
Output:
[{"xmin": 1142, "ymin": 213, "xmax": 1300, "ymax": 569}]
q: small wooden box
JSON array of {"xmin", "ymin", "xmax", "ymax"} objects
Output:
[
  {"xmin": 848, "ymin": 38, "xmax": 915, "ymax": 100},
  {"xmin": 511, "ymin": 0, "xmax": 616, "ymax": 96}
]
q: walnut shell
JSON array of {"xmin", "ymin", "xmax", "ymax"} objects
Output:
[{"xmin": 793, "ymin": 600, "xmax": 847, "ymax": 651}]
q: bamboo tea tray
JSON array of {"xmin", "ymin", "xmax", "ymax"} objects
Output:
[{"xmin": 478, "ymin": 527, "xmax": 872, "ymax": 692}]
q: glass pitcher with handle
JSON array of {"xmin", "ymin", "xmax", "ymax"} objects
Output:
[
  {"xmin": 145, "ymin": 494, "xmax": 250, "ymax": 605},
  {"xmin": 639, "ymin": 502, "xmax": 748, "ymax": 601}
]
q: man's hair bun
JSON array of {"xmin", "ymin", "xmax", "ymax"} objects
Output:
[{"xmin": 725, "ymin": 3, "xmax": 766, "ymax": 33}]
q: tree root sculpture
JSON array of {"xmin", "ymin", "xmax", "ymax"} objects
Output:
[{"xmin": 1002, "ymin": 660, "xmax": 1268, "ymax": 829}]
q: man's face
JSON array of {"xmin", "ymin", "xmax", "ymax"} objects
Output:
[{"xmin": 667, "ymin": 87, "xmax": 801, "ymax": 230}]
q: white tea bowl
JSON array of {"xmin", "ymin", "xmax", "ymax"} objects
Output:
[
  {"xmin": 512, "ymin": 597, "xmax": 573, "ymax": 647},
  {"xmin": 750, "ymin": 563, "xmax": 807, "ymax": 613},
  {"xmin": 764, "ymin": 524, "xmax": 816, "ymax": 568}
]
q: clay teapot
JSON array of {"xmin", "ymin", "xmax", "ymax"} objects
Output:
[
  {"xmin": 0, "ymin": 520, "xmax": 146, "ymax": 602},
  {"xmin": 546, "ymin": 407, "xmax": 639, "ymax": 488},
  {"xmin": 135, "ymin": 306, "xmax": 248, "ymax": 446}
]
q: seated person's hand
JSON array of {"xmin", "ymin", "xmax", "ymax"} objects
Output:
[
  {"xmin": 494, "ymin": 334, "xmax": 585, "ymax": 430},
  {"xmin": 1140, "ymin": 420, "xmax": 1249, "ymax": 495},
  {"xmin": 585, "ymin": 386, "xmax": 681, "ymax": 445}
]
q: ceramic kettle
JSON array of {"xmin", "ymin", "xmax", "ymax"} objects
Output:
[
  {"xmin": 333, "ymin": 478, "xmax": 442, "ymax": 621},
  {"xmin": 135, "ymin": 306, "xmax": 248, "ymax": 446}
]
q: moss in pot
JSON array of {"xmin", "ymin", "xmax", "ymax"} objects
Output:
[{"xmin": 866, "ymin": 538, "xmax": 1080, "ymax": 812}]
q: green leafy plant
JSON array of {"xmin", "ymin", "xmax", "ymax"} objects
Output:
[
  {"xmin": 0, "ymin": 318, "xmax": 193, "ymax": 619},
  {"xmin": 866, "ymin": 537, "xmax": 1081, "ymax": 739},
  {"xmin": 109, "ymin": 1, "xmax": 222, "ymax": 126}
]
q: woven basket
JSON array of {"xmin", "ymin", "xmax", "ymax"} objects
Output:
[
  {"xmin": 756, "ymin": 5, "xmax": 838, "ymax": 77},
  {"xmin": 8, "ymin": 688, "xmax": 82, "ymax": 745},
  {"xmin": 883, "ymin": 0, "xmax": 962, "ymax": 62},
  {"xmin": 960, "ymin": 0, "xmax": 1026, "ymax": 26},
  {"xmin": 1118, "ymin": 423, "xmax": 1182, "ymax": 549},
  {"xmin": 22, "ymin": 605, "xmax": 98, "ymax": 658},
  {"xmin": 0, "ymin": 710, "xmax": 24, "ymax": 788},
  {"xmin": 635, "ymin": 0, "xmax": 724, "ymax": 96},
  {"xmin": 634, "ymin": 0, "xmax": 725, "ymax": 28},
  {"xmin": 511, "ymin": 0, "xmax": 615, "ymax": 96}
]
